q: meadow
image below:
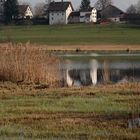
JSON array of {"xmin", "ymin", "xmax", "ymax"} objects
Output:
[
  {"xmin": 0, "ymin": 82, "xmax": 139, "ymax": 139},
  {"xmin": 0, "ymin": 24, "xmax": 140, "ymax": 45},
  {"xmin": 0, "ymin": 24, "xmax": 140, "ymax": 140}
]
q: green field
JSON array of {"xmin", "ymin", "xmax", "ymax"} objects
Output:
[
  {"xmin": 0, "ymin": 82, "xmax": 139, "ymax": 139},
  {"xmin": 0, "ymin": 24, "xmax": 140, "ymax": 45}
]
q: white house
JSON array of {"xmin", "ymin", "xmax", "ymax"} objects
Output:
[
  {"xmin": 18, "ymin": 5, "xmax": 33, "ymax": 19},
  {"xmin": 0, "ymin": 0, "xmax": 5, "ymax": 21},
  {"xmin": 80, "ymin": 7, "xmax": 97, "ymax": 23},
  {"xmin": 48, "ymin": 1, "xmax": 73, "ymax": 25}
]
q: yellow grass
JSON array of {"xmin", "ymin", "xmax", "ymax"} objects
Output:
[{"xmin": 0, "ymin": 43, "xmax": 60, "ymax": 87}]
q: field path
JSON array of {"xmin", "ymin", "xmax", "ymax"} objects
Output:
[{"xmin": 0, "ymin": 43, "xmax": 140, "ymax": 51}]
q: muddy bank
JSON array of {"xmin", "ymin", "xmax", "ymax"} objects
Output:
[{"xmin": 0, "ymin": 43, "xmax": 140, "ymax": 52}]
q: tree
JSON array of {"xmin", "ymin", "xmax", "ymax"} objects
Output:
[
  {"xmin": 34, "ymin": 2, "xmax": 45, "ymax": 18},
  {"xmin": 4, "ymin": 0, "xmax": 19, "ymax": 23},
  {"xmin": 126, "ymin": 4, "xmax": 137, "ymax": 14},
  {"xmin": 95, "ymin": 0, "xmax": 112, "ymax": 10},
  {"xmin": 80, "ymin": 0, "xmax": 91, "ymax": 11},
  {"xmin": 136, "ymin": 0, "xmax": 140, "ymax": 13},
  {"xmin": 44, "ymin": 0, "xmax": 52, "ymax": 18}
]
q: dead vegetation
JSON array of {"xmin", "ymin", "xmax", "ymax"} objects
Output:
[{"xmin": 0, "ymin": 43, "xmax": 61, "ymax": 87}]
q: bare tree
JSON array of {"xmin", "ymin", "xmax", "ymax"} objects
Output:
[
  {"xmin": 95, "ymin": 0, "xmax": 112, "ymax": 10},
  {"xmin": 126, "ymin": 4, "xmax": 137, "ymax": 14},
  {"xmin": 44, "ymin": 0, "xmax": 52, "ymax": 18},
  {"xmin": 136, "ymin": 0, "xmax": 140, "ymax": 13},
  {"xmin": 34, "ymin": 2, "xmax": 45, "ymax": 18}
]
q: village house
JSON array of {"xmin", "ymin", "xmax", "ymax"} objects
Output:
[
  {"xmin": 101, "ymin": 5, "xmax": 125, "ymax": 22},
  {"xmin": 68, "ymin": 11, "xmax": 80, "ymax": 23},
  {"xmin": 18, "ymin": 5, "xmax": 33, "ymax": 19},
  {"xmin": 68, "ymin": 7, "xmax": 97, "ymax": 24},
  {"xmin": 48, "ymin": 1, "xmax": 73, "ymax": 25},
  {"xmin": 80, "ymin": 7, "xmax": 97, "ymax": 23}
]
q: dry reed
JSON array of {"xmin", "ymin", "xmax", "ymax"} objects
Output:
[{"xmin": 0, "ymin": 43, "xmax": 61, "ymax": 87}]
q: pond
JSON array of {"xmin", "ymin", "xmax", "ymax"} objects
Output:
[{"xmin": 58, "ymin": 53, "xmax": 140, "ymax": 87}]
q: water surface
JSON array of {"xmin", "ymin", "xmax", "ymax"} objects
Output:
[{"xmin": 58, "ymin": 53, "xmax": 140, "ymax": 86}]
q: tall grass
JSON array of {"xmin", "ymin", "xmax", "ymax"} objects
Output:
[{"xmin": 0, "ymin": 43, "xmax": 60, "ymax": 87}]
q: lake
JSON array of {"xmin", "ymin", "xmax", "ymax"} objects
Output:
[{"xmin": 58, "ymin": 53, "xmax": 140, "ymax": 87}]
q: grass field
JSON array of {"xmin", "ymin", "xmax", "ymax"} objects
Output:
[
  {"xmin": 0, "ymin": 24, "xmax": 140, "ymax": 45},
  {"xmin": 0, "ymin": 82, "xmax": 139, "ymax": 139}
]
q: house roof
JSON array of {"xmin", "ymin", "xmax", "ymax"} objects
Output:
[
  {"xmin": 69, "ymin": 11, "xmax": 80, "ymax": 17},
  {"xmin": 85, "ymin": 13, "xmax": 91, "ymax": 17},
  {"xmin": 80, "ymin": 7, "xmax": 95, "ymax": 12},
  {"xmin": 101, "ymin": 5, "xmax": 124, "ymax": 17},
  {"xmin": 48, "ymin": 1, "xmax": 73, "ymax": 12},
  {"xmin": 18, "ymin": 5, "xmax": 29, "ymax": 15}
]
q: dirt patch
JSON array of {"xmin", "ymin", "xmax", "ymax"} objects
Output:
[{"xmin": 0, "ymin": 43, "xmax": 140, "ymax": 51}]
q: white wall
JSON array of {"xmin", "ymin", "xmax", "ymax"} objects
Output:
[
  {"xmin": 80, "ymin": 12, "xmax": 89, "ymax": 23},
  {"xmin": 49, "ymin": 4, "xmax": 73, "ymax": 25},
  {"xmin": 49, "ymin": 11, "xmax": 66, "ymax": 25},
  {"xmin": 90, "ymin": 8, "xmax": 97, "ymax": 23},
  {"xmin": 66, "ymin": 5, "xmax": 73, "ymax": 24},
  {"xmin": 24, "ymin": 7, "xmax": 33, "ymax": 18},
  {"xmin": 80, "ymin": 8, "xmax": 97, "ymax": 23},
  {"xmin": 109, "ymin": 17, "xmax": 120, "ymax": 22}
]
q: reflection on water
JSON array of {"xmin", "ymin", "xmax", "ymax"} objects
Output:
[{"xmin": 59, "ymin": 53, "xmax": 140, "ymax": 87}]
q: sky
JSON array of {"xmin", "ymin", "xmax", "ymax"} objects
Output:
[{"xmin": 20, "ymin": 0, "xmax": 139, "ymax": 11}]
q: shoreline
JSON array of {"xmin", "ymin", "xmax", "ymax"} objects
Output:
[{"xmin": 0, "ymin": 43, "xmax": 140, "ymax": 52}]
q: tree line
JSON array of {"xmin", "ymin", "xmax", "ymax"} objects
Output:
[{"xmin": 126, "ymin": 0, "xmax": 140, "ymax": 14}]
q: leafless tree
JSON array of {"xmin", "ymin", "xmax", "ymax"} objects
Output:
[
  {"xmin": 95, "ymin": 0, "xmax": 112, "ymax": 10},
  {"xmin": 34, "ymin": 2, "xmax": 45, "ymax": 17},
  {"xmin": 126, "ymin": 4, "xmax": 137, "ymax": 14},
  {"xmin": 136, "ymin": 0, "xmax": 140, "ymax": 13},
  {"xmin": 44, "ymin": 0, "xmax": 52, "ymax": 18}
]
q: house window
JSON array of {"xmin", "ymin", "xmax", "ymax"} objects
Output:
[
  {"xmin": 62, "ymin": 13, "xmax": 64, "ymax": 15},
  {"xmin": 52, "ymin": 17, "xmax": 54, "ymax": 20},
  {"xmin": 57, "ymin": 13, "xmax": 59, "ymax": 16}
]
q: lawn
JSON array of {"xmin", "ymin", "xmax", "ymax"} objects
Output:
[
  {"xmin": 0, "ymin": 82, "xmax": 139, "ymax": 139},
  {"xmin": 0, "ymin": 24, "xmax": 140, "ymax": 45}
]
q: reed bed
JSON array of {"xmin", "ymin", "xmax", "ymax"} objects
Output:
[{"xmin": 0, "ymin": 43, "xmax": 60, "ymax": 87}]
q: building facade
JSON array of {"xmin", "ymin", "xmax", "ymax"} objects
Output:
[
  {"xmin": 18, "ymin": 5, "xmax": 33, "ymax": 19},
  {"xmin": 80, "ymin": 8, "xmax": 97, "ymax": 23},
  {"xmin": 101, "ymin": 5, "xmax": 124, "ymax": 22},
  {"xmin": 48, "ymin": 1, "xmax": 73, "ymax": 25},
  {"xmin": 68, "ymin": 7, "xmax": 97, "ymax": 24}
]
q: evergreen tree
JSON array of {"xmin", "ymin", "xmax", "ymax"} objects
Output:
[
  {"xmin": 80, "ymin": 0, "xmax": 91, "ymax": 11},
  {"xmin": 4, "ymin": 0, "xmax": 19, "ymax": 23}
]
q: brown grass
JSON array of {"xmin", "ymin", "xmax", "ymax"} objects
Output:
[
  {"xmin": 31, "ymin": 44, "xmax": 140, "ymax": 51},
  {"xmin": 0, "ymin": 43, "xmax": 60, "ymax": 87},
  {"xmin": 1, "ymin": 43, "xmax": 140, "ymax": 52}
]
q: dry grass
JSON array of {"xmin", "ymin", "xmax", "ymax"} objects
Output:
[
  {"xmin": 0, "ymin": 82, "xmax": 139, "ymax": 139},
  {"xmin": 1, "ymin": 43, "xmax": 140, "ymax": 52},
  {"xmin": 0, "ymin": 43, "xmax": 60, "ymax": 87}
]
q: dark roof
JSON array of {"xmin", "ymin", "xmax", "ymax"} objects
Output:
[
  {"xmin": 101, "ymin": 5, "xmax": 124, "ymax": 17},
  {"xmin": 69, "ymin": 11, "xmax": 80, "ymax": 17},
  {"xmin": 18, "ymin": 5, "xmax": 29, "ymax": 15},
  {"xmin": 85, "ymin": 13, "xmax": 91, "ymax": 17},
  {"xmin": 80, "ymin": 7, "xmax": 95, "ymax": 12},
  {"xmin": 48, "ymin": 2, "xmax": 73, "ymax": 12}
]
